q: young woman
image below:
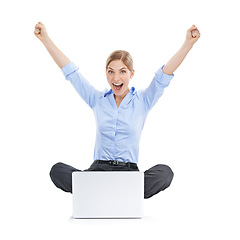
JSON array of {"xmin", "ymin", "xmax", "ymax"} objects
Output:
[{"xmin": 34, "ymin": 22, "xmax": 200, "ymax": 199}]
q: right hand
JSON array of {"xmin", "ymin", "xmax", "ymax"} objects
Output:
[
  {"xmin": 34, "ymin": 22, "xmax": 49, "ymax": 42},
  {"xmin": 185, "ymin": 25, "xmax": 200, "ymax": 47}
]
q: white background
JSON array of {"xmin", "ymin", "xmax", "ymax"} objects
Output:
[{"xmin": 0, "ymin": 0, "xmax": 239, "ymax": 239}]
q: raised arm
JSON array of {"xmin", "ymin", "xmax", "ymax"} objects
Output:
[
  {"xmin": 162, "ymin": 25, "xmax": 200, "ymax": 75},
  {"xmin": 34, "ymin": 22, "xmax": 101, "ymax": 109},
  {"xmin": 34, "ymin": 22, "xmax": 71, "ymax": 69}
]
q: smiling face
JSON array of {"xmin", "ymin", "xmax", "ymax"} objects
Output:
[{"xmin": 106, "ymin": 60, "xmax": 134, "ymax": 100}]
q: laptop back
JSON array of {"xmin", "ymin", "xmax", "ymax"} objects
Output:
[{"xmin": 72, "ymin": 171, "xmax": 144, "ymax": 218}]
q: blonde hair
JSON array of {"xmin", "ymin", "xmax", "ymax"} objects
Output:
[{"xmin": 106, "ymin": 50, "xmax": 133, "ymax": 72}]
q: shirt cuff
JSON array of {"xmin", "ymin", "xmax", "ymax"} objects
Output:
[
  {"xmin": 155, "ymin": 65, "xmax": 174, "ymax": 85},
  {"xmin": 61, "ymin": 62, "xmax": 79, "ymax": 79}
]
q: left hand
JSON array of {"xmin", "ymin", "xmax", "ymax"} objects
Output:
[{"xmin": 185, "ymin": 25, "xmax": 200, "ymax": 47}]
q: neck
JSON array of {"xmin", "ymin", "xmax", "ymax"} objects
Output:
[{"xmin": 114, "ymin": 88, "xmax": 130, "ymax": 101}]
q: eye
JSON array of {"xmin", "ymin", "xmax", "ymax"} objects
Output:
[
  {"xmin": 121, "ymin": 70, "xmax": 126, "ymax": 73},
  {"xmin": 108, "ymin": 70, "xmax": 113, "ymax": 74}
]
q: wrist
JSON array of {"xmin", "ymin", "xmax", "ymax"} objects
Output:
[
  {"xmin": 182, "ymin": 40, "xmax": 193, "ymax": 51},
  {"xmin": 41, "ymin": 36, "xmax": 51, "ymax": 46}
]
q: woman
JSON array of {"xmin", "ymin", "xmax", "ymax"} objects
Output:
[{"xmin": 34, "ymin": 22, "xmax": 200, "ymax": 199}]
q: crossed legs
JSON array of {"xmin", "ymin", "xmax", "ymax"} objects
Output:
[{"xmin": 50, "ymin": 162, "xmax": 174, "ymax": 199}]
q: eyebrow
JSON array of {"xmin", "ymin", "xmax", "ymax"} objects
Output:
[{"xmin": 108, "ymin": 67, "xmax": 127, "ymax": 70}]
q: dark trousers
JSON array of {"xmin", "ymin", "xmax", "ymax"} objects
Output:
[{"xmin": 50, "ymin": 161, "xmax": 174, "ymax": 199}]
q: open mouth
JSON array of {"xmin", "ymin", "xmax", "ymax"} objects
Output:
[{"xmin": 112, "ymin": 83, "xmax": 123, "ymax": 91}]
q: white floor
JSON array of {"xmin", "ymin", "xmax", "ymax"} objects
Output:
[{"xmin": 2, "ymin": 169, "xmax": 239, "ymax": 240}]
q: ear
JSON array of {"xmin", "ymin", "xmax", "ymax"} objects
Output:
[{"xmin": 130, "ymin": 69, "xmax": 135, "ymax": 79}]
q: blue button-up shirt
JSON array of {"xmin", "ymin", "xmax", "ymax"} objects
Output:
[{"xmin": 61, "ymin": 62, "xmax": 174, "ymax": 164}]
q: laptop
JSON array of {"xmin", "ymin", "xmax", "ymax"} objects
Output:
[{"xmin": 72, "ymin": 171, "xmax": 144, "ymax": 218}]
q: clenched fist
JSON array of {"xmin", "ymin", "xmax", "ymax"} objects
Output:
[
  {"xmin": 34, "ymin": 22, "xmax": 49, "ymax": 42},
  {"xmin": 186, "ymin": 25, "xmax": 200, "ymax": 46}
]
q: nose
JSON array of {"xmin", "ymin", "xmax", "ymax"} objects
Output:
[{"xmin": 113, "ymin": 72, "xmax": 121, "ymax": 81}]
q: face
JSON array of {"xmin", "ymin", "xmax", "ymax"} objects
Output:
[{"xmin": 106, "ymin": 60, "xmax": 134, "ymax": 100}]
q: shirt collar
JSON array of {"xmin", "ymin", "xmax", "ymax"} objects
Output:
[{"xmin": 104, "ymin": 86, "xmax": 136, "ymax": 97}]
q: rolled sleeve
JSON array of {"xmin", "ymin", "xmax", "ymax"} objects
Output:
[
  {"xmin": 155, "ymin": 65, "xmax": 174, "ymax": 86},
  {"xmin": 61, "ymin": 62, "xmax": 79, "ymax": 79},
  {"xmin": 61, "ymin": 62, "xmax": 101, "ymax": 109},
  {"xmin": 141, "ymin": 64, "xmax": 174, "ymax": 111}
]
